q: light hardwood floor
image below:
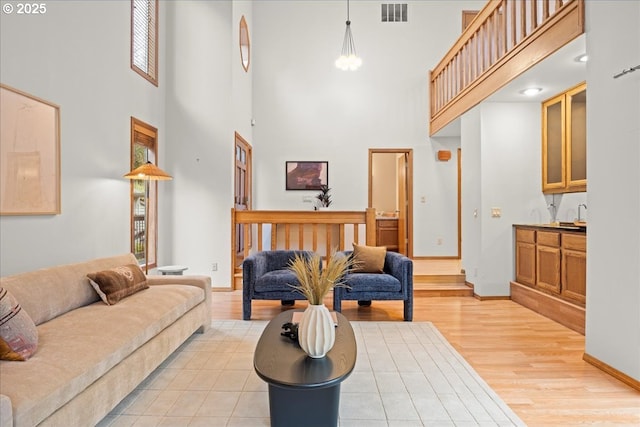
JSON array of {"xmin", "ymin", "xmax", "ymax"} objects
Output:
[{"xmin": 211, "ymin": 291, "xmax": 640, "ymax": 426}]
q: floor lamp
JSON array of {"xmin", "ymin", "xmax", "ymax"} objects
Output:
[{"xmin": 124, "ymin": 161, "xmax": 172, "ymax": 274}]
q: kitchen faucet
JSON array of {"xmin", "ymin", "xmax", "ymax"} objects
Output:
[{"xmin": 578, "ymin": 203, "xmax": 587, "ymax": 222}]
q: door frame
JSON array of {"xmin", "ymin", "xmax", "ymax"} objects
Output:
[
  {"xmin": 368, "ymin": 148, "xmax": 414, "ymax": 258},
  {"xmin": 233, "ymin": 132, "xmax": 252, "ymax": 289}
]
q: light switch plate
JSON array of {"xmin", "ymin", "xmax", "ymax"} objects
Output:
[{"xmin": 491, "ymin": 207, "xmax": 501, "ymax": 217}]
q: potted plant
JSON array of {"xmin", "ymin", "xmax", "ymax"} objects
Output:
[
  {"xmin": 288, "ymin": 251, "xmax": 352, "ymax": 358},
  {"xmin": 315, "ymin": 185, "xmax": 332, "ymax": 210}
]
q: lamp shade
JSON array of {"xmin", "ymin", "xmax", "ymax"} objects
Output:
[{"xmin": 123, "ymin": 161, "xmax": 172, "ymax": 181}]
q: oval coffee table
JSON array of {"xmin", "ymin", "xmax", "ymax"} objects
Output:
[{"xmin": 253, "ymin": 309, "xmax": 357, "ymax": 427}]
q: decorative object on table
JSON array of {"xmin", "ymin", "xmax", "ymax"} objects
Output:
[
  {"xmin": 0, "ymin": 84, "xmax": 61, "ymax": 215},
  {"xmin": 315, "ymin": 185, "xmax": 332, "ymax": 210},
  {"xmin": 285, "ymin": 161, "xmax": 328, "ymax": 190},
  {"xmin": 123, "ymin": 161, "xmax": 172, "ymax": 274},
  {"xmin": 280, "ymin": 322, "xmax": 298, "ymax": 341},
  {"xmin": 335, "ymin": 0, "xmax": 362, "ymax": 71},
  {"xmin": 288, "ymin": 251, "xmax": 353, "ymax": 358}
]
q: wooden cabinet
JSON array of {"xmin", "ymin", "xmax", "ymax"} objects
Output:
[
  {"xmin": 561, "ymin": 234, "xmax": 586, "ymax": 303},
  {"xmin": 512, "ymin": 225, "xmax": 586, "ymax": 334},
  {"xmin": 542, "ymin": 82, "xmax": 587, "ymax": 194},
  {"xmin": 515, "ymin": 229, "xmax": 536, "ymax": 286},
  {"xmin": 376, "ymin": 218, "xmax": 399, "ymax": 252},
  {"xmin": 513, "ymin": 226, "xmax": 586, "ymax": 305},
  {"xmin": 536, "ymin": 231, "xmax": 561, "ymax": 294}
]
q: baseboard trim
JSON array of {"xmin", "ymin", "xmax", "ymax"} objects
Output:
[
  {"xmin": 583, "ymin": 353, "xmax": 640, "ymax": 392},
  {"xmin": 473, "ymin": 294, "xmax": 511, "ymax": 301}
]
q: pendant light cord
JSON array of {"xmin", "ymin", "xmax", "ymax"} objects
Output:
[{"xmin": 346, "ymin": 0, "xmax": 350, "ymax": 23}]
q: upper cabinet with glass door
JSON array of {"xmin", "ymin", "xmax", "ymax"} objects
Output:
[{"xmin": 542, "ymin": 82, "xmax": 587, "ymax": 194}]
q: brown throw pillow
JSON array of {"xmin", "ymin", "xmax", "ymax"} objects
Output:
[
  {"xmin": 0, "ymin": 287, "xmax": 38, "ymax": 361},
  {"xmin": 352, "ymin": 243, "xmax": 387, "ymax": 273},
  {"xmin": 87, "ymin": 264, "xmax": 149, "ymax": 305}
]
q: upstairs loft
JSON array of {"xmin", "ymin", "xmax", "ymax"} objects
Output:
[{"xmin": 429, "ymin": 0, "xmax": 585, "ymax": 136}]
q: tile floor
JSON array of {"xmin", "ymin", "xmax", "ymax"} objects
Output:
[{"xmin": 97, "ymin": 320, "xmax": 524, "ymax": 427}]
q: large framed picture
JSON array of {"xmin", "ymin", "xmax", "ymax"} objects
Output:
[
  {"xmin": 286, "ymin": 161, "xmax": 328, "ymax": 190},
  {"xmin": 0, "ymin": 84, "xmax": 61, "ymax": 215}
]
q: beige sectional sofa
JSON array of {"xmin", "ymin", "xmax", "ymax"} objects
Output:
[{"xmin": 0, "ymin": 253, "xmax": 211, "ymax": 427}]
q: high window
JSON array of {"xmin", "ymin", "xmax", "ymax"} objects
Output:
[
  {"xmin": 130, "ymin": 118, "xmax": 158, "ymax": 270},
  {"xmin": 131, "ymin": 0, "xmax": 158, "ymax": 85}
]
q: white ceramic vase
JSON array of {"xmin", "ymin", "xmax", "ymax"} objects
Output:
[{"xmin": 298, "ymin": 304, "xmax": 336, "ymax": 358}]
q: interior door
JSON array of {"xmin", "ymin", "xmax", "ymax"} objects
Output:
[
  {"xmin": 396, "ymin": 154, "xmax": 408, "ymax": 255},
  {"xmin": 234, "ymin": 132, "xmax": 252, "ymax": 270},
  {"xmin": 369, "ymin": 148, "xmax": 413, "ymax": 258}
]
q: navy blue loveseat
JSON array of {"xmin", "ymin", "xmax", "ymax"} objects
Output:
[
  {"xmin": 242, "ymin": 250, "xmax": 313, "ymax": 320},
  {"xmin": 333, "ymin": 250, "xmax": 413, "ymax": 321}
]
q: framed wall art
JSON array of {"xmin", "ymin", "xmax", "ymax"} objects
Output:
[
  {"xmin": 0, "ymin": 84, "xmax": 61, "ymax": 215},
  {"xmin": 285, "ymin": 161, "xmax": 328, "ymax": 190}
]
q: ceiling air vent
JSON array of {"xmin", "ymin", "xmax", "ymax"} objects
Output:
[{"xmin": 381, "ymin": 3, "xmax": 407, "ymax": 22}]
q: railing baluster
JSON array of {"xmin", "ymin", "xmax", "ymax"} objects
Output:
[
  {"xmin": 257, "ymin": 224, "xmax": 263, "ymax": 251},
  {"xmin": 298, "ymin": 224, "xmax": 304, "ymax": 250},
  {"xmin": 501, "ymin": 0, "xmax": 507, "ymax": 55},
  {"xmin": 243, "ymin": 224, "xmax": 250, "ymax": 258},
  {"xmin": 543, "ymin": 0, "xmax": 550, "ymax": 19},
  {"xmin": 312, "ymin": 223, "xmax": 318, "ymax": 252},
  {"xmin": 284, "ymin": 224, "xmax": 291, "ymax": 249}
]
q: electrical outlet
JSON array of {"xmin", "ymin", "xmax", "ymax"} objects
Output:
[
  {"xmin": 436, "ymin": 238, "xmax": 443, "ymax": 245},
  {"xmin": 212, "ymin": 263, "xmax": 218, "ymax": 271}
]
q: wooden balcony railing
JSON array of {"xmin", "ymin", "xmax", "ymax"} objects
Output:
[
  {"xmin": 429, "ymin": 0, "xmax": 584, "ymax": 135},
  {"xmin": 230, "ymin": 208, "xmax": 377, "ymax": 287}
]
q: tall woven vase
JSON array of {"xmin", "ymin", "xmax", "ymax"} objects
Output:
[{"xmin": 298, "ymin": 304, "xmax": 335, "ymax": 358}]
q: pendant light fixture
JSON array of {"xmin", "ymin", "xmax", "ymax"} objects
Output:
[{"xmin": 335, "ymin": 0, "xmax": 362, "ymax": 71}]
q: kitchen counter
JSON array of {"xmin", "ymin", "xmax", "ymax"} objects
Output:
[{"xmin": 514, "ymin": 223, "xmax": 586, "ymax": 232}]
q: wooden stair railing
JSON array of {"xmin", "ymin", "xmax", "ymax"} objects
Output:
[
  {"xmin": 231, "ymin": 208, "xmax": 377, "ymax": 289},
  {"xmin": 430, "ymin": 0, "xmax": 584, "ymax": 135}
]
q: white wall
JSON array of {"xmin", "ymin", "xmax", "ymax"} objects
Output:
[
  {"xmin": 584, "ymin": 0, "xmax": 640, "ymax": 381},
  {"xmin": 0, "ymin": 0, "xmax": 166, "ymax": 275},
  {"xmin": 251, "ymin": 0, "xmax": 482, "ymax": 257},
  {"xmin": 163, "ymin": 0, "xmax": 252, "ymax": 287},
  {"xmin": 460, "ymin": 102, "xmax": 582, "ymax": 296}
]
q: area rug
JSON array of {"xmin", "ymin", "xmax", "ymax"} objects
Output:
[{"xmin": 98, "ymin": 320, "xmax": 525, "ymax": 427}]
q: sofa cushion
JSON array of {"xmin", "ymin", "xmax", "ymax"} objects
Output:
[
  {"xmin": 0, "ymin": 253, "xmax": 138, "ymax": 326},
  {"xmin": 352, "ymin": 243, "xmax": 386, "ymax": 273},
  {"xmin": 0, "ymin": 287, "xmax": 38, "ymax": 361},
  {"xmin": 87, "ymin": 264, "xmax": 148, "ymax": 305},
  {"xmin": 0, "ymin": 284, "xmax": 204, "ymax": 427},
  {"xmin": 254, "ymin": 269, "xmax": 300, "ymax": 293},
  {"xmin": 343, "ymin": 273, "xmax": 402, "ymax": 292}
]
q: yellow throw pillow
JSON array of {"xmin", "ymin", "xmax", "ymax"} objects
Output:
[
  {"xmin": 352, "ymin": 243, "xmax": 387, "ymax": 273},
  {"xmin": 87, "ymin": 264, "xmax": 149, "ymax": 305}
]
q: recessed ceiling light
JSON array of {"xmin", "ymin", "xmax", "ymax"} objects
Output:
[
  {"xmin": 575, "ymin": 54, "xmax": 588, "ymax": 63},
  {"xmin": 520, "ymin": 87, "xmax": 542, "ymax": 96}
]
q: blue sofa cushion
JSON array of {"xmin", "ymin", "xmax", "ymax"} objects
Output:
[
  {"xmin": 254, "ymin": 269, "xmax": 299, "ymax": 292},
  {"xmin": 343, "ymin": 273, "xmax": 402, "ymax": 293}
]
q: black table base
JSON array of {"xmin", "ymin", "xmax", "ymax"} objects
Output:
[{"xmin": 268, "ymin": 383, "xmax": 341, "ymax": 427}]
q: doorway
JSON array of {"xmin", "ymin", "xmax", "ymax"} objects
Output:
[{"xmin": 368, "ymin": 149, "xmax": 413, "ymax": 258}]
